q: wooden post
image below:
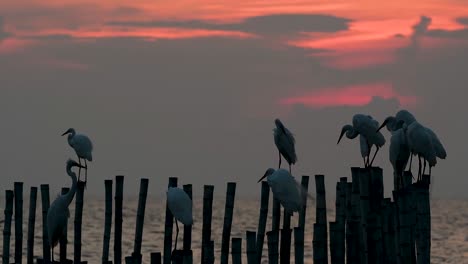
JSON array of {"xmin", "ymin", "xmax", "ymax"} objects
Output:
[
  {"xmin": 103, "ymin": 180, "xmax": 113, "ymax": 264},
  {"xmin": 358, "ymin": 168, "xmax": 370, "ymax": 264},
  {"xmin": 246, "ymin": 231, "xmax": 257, "ymax": 264},
  {"xmin": 27, "ymin": 187, "xmax": 37, "ymax": 264},
  {"xmin": 335, "ymin": 178, "xmax": 347, "ymax": 264},
  {"xmin": 40, "ymin": 184, "xmax": 51, "ymax": 263},
  {"xmin": 295, "ymin": 176, "xmax": 309, "ymax": 264},
  {"xmin": 115, "ymin": 175, "xmax": 125, "ymax": 264},
  {"xmin": 14, "ymin": 182, "xmax": 23, "ymax": 264},
  {"xmin": 74, "ymin": 181, "xmax": 86, "ymax": 264},
  {"xmin": 130, "ymin": 178, "xmax": 149, "ymax": 263},
  {"xmin": 201, "ymin": 185, "xmax": 214, "ymax": 263},
  {"xmin": 367, "ymin": 212, "xmax": 384, "ymax": 264},
  {"xmin": 183, "ymin": 184, "xmax": 193, "ymax": 252},
  {"xmin": 329, "ymin": 222, "xmax": 337, "ymax": 264},
  {"xmin": 271, "ymin": 195, "xmax": 281, "ymax": 263},
  {"xmin": 163, "ymin": 177, "xmax": 177, "ymax": 264},
  {"xmin": 3, "ymin": 190, "xmax": 14, "ymax": 264},
  {"xmin": 293, "ymin": 227, "xmax": 304, "ymax": 264},
  {"xmin": 313, "ymin": 174, "xmax": 328, "ymax": 264},
  {"xmin": 417, "ymin": 175, "xmax": 431, "ymax": 264},
  {"xmin": 394, "ymin": 189, "xmax": 412, "ymax": 264},
  {"xmin": 203, "ymin": 240, "xmax": 215, "ymax": 264},
  {"xmin": 150, "ymin": 252, "xmax": 161, "ymax": 264},
  {"xmin": 348, "ymin": 168, "xmax": 361, "ymax": 263},
  {"xmin": 256, "ymin": 181, "xmax": 269, "ymax": 264},
  {"xmin": 267, "ymin": 231, "xmax": 279, "ymax": 264},
  {"xmin": 231, "ymin": 238, "xmax": 242, "ymax": 264},
  {"xmin": 280, "ymin": 211, "xmax": 292, "ymax": 264},
  {"xmin": 382, "ymin": 198, "xmax": 397, "ymax": 263},
  {"xmin": 221, "ymin": 182, "xmax": 236, "ymax": 264},
  {"xmin": 59, "ymin": 187, "xmax": 70, "ymax": 263}
]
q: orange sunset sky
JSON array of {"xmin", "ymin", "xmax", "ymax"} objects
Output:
[{"xmin": 1, "ymin": 1, "xmax": 468, "ymax": 197}]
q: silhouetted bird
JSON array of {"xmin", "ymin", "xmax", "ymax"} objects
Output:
[
  {"xmin": 273, "ymin": 119, "xmax": 297, "ymax": 173},
  {"xmin": 62, "ymin": 128, "xmax": 93, "ymax": 182}
]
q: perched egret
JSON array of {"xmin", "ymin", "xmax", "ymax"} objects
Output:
[
  {"xmin": 389, "ymin": 127, "xmax": 411, "ymax": 189},
  {"xmin": 379, "ymin": 110, "xmax": 446, "ymax": 174},
  {"xmin": 47, "ymin": 159, "xmax": 84, "ymax": 262},
  {"xmin": 257, "ymin": 168, "xmax": 302, "ymax": 215},
  {"xmin": 62, "ymin": 128, "xmax": 93, "ymax": 182},
  {"xmin": 167, "ymin": 187, "xmax": 193, "ymax": 253},
  {"xmin": 404, "ymin": 121, "xmax": 437, "ymax": 181},
  {"xmin": 273, "ymin": 119, "xmax": 297, "ymax": 173},
  {"xmin": 337, "ymin": 114, "xmax": 386, "ymax": 167}
]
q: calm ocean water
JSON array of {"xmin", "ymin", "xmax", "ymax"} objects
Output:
[{"xmin": 1, "ymin": 196, "xmax": 467, "ymax": 263}]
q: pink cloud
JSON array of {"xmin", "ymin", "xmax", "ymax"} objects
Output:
[{"xmin": 279, "ymin": 83, "xmax": 418, "ymax": 108}]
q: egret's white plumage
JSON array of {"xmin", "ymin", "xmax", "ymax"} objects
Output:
[
  {"xmin": 62, "ymin": 128, "xmax": 93, "ymax": 182},
  {"xmin": 273, "ymin": 119, "xmax": 297, "ymax": 173},
  {"xmin": 389, "ymin": 128, "xmax": 411, "ymax": 189},
  {"xmin": 258, "ymin": 168, "xmax": 302, "ymax": 215},
  {"xmin": 338, "ymin": 114, "xmax": 386, "ymax": 167},
  {"xmin": 405, "ymin": 121, "xmax": 437, "ymax": 180},
  {"xmin": 167, "ymin": 187, "xmax": 193, "ymax": 252},
  {"xmin": 47, "ymin": 159, "xmax": 84, "ymax": 262}
]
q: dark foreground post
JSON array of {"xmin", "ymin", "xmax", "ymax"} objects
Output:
[
  {"xmin": 40, "ymin": 184, "xmax": 51, "ymax": 263},
  {"xmin": 60, "ymin": 187, "xmax": 71, "ymax": 263},
  {"xmin": 203, "ymin": 240, "xmax": 215, "ymax": 264},
  {"xmin": 103, "ymin": 180, "xmax": 113, "ymax": 264},
  {"xmin": 267, "ymin": 231, "xmax": 279, "ymax": 264},
  {"xmin": 3, "ymin": 190, "xmax": 14, "ymax": 264},
  {"xmin": 246, "ymin": 231, "xmax": 257, "ymax": 264},
  {"xmin": 183, "ymin": 184, "xmax": 193, "ymax": 252},
  {"xmin": 201, "ymin": 185, "xmax": 214, "ymax": 263},
  {"xmin": 358, "ymin": 168, "xmax": 370, "ymax": 264},
  {"xmin": 14, "ymin": 182, "xmax": 23, "ymax": 264},
  {"xmin": 74, "ymin": 181, "xmax": 86, "ymax": 264},
  {"xmin": 256, "ymin": 181, "xmax": 270, "ymax": 263},
  {"xmin": 280, "ymin": 212, "xmax": 292, "ymax": 264},
  {"xmin": 163, "ymin": 177, "xmax": 178, "ymax": 264},
  {"xmin": 329, "ymin": 222, "xmax": 337, "ymax": 264},
  {"xmin": 295, "ymin": 176, "xmax": 309, "ymax": 264},
  {"xmin": 270, "ymin": 195, "xmax": 281, "ymax": 263},
  {"xmin": 150, "ymin": 252, "xmax": 161, "ymax": 264},
  {"xmin": 231, "ymin": 238, "xmax": 242, "ymax": 264},
  {"xmin": 294, "ymin": 227, "xmax": 304, "ymax": 264},
  {"xmin": 335, "ymin": 178, "xmax": 347, "ymax": 264},
  {"xmin": 27, "ymin": 187, "xmax": 37, "ymax": 264},
  {"xmin": 130, "ymin": 178, "xmax": 149, "ymax": 263},
  {"xmin": 221, "ymin": 182, "xmax": 236, "ymax": 264},
  {"xmin": 115, "ymin": 175, "xmax": 125, "ymax": 264},
  {"xmin": 313, "ymin": 174, "xmax": 328, "ymax": 264},
  {"xmin": 417, "ymin": 175, "xmax": 431, "ymax": 264}
]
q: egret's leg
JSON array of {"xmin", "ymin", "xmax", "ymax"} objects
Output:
[
  {"xmin": 174, "ymin": 219, "xmax": 179, "ymax": 250},
  {"xmin": 278, "ymin": 151, "xmax": 282, "ymax": 169},
  {"xmin": 363, "ymin": 157, "xmax": 367, "ymax": 168},
  {"xmin": 369, "ymin": 146, "xmax": 380, "ymax": 167},
  {"xmin": 418, "ymin": 155, "xmax": 422, "ymax": 181},
  {"xmin": 429, "ymin": 166, "xmax": 432, "ymax": 177},
  {"xmin": 423, "ymin": 159, "xmax": 427, "ymax": 178},
  {"xmin": 289, "ymin": 163, "xmax": 292, "ymax": 174},
  {"xmin": 84, "ymin": 159, "xmax": 88, "ymax": 182},
  {"xmin": 409, "ymin": 154, "xmax": 413, "ymax": 172},
  {"xmin": 52, "ymin": 247, "xmax": 54, "ymax": 262},
  {"xmin": 77, "ymin": 156, "xmax": 82, "ymax": 182}
]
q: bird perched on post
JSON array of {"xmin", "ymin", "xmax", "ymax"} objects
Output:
[
  {"xmin": 273, "ymin": 119, "xmax": 297, "ymax": 173},
  {"xmin": 167, "ymin": 187, "xmax": 193, "ymax": 254},
  {"xmin": 378, "ymin": 110, "xmax": 446, "ymax": 178},
  {"xmin": 62, "ymin": 128, "xmax": 93, "ymax": 182},
  {"xmin": 388, "ymin": 127, "xmax": 411, "ymax": 189},
  {"xmin": 257, "ymin": 168, "xmax": 302, "ymax": 215},
  {"xmin": 47, "ymin": 159, "xmax": 85, "ymax": 262},
  {"xmin": 337, "ymin": 114, "xmax": 386, "ymax": 167}
]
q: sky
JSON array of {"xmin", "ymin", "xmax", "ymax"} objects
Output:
[{"xmin": 1, "ymin": 0, "xmax": 467, "ymax": 199}]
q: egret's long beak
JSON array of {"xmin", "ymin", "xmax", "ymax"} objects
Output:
[
  {"xmin": 377, "ymin": 119, "xmax": 388, "ymax": 132},
  {"xmin": 257, "ymin": 171, "xmax": 269, "ymax": 183},
  {"xmin": 337, "ymin": 129, "xmax": 346, "ymax": 144},
  {"xmin": 61, "ymin": 131, "xmax": 69, "ymax": 136}
]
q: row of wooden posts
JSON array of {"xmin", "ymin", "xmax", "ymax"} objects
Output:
[{"xmin": 2, "ymin": 167, "xmax": 431, "ymax": 264}]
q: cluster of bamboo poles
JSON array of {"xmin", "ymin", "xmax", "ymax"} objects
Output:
[{"xmin": 1, "ymin": 167, "xmax": 431, "ymax": 264}]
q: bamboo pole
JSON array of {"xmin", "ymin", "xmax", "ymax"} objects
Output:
[
  {"xmin": 231, "ymin": 238, "xmax": 242, "ymax": 264},
  {"xmin": 74, "ymin": 181, "xmax": 86, "ymax": 264},
  {"xmin": 335, "ymin": 178, "xmax": 347, "ymax": 264},
  {"xmin": 345, "ymin": 182, "xmax": 354, "ymax": 264},
  {"xmin": 163, "ymin": 177, "xmax": 177, "ymax": 264},
  {"xmin": 115, "ymin": 175, "xmax": 125, "ymax": 264},
  {"xmin": 280, "ymin": 210, "xmax": 292, "ymax": 264},
  {"xmin": 59, "ymin": 187, "xmax": 70, "ymax": 263},
  {"xmin": 417, "ymin": 175, "xmax": 431, "ymax": 264},
  {"xmin": 103, "ymin": 180, "xmax": 113, "ymax": 264},
  {"xmin": 246, "ymin": 231, "xmax": 257, "ymax": 264},
  {"xmin": 382, "ymin": 198, "xmax": 397, "ymax": 263},
  {"xmin": 150, "ymin": 252, "xmax": 161, "ymax": 264},
  {"xmin": 349, "ymin": 168, "xmax": 361, "ymax": 263},
  {"xmin": 3, "ymin": 190, "xmax": 14, "ymax": 264},
  {"xmin": 267, "ymin": 231, "xmax": 279, "ymax": 264},
  {"xmin": 40, "ymin": 184, "xmax": 51, "ymax": 263},
  {"xmin": 27, "ymin": 187, "xmax": 37, "ymax": 264},
  {"xmin": 272, "ymin": 196, "xmax": 281, "ymax": 231},
  {"xmin": 329, "ymin": 222, "xmax": 337, "ymax": 264},
  {"xmin": 203, "ymin": 240, "xmax": 215, "ymax": 264},
  {"xmin": 394, "ymin": 189, "xmax": 412, "ymax": 264},
  {"xmin": 130, "ymin": 178, "xmax": 149, "ymax": 263},
  {"xmin": 201, "ymin": 185, "xmax": 214, "ymax": 263},
  {"xmin": 314, "ymin": 174, "xmax": 328, "ymax": 264},
  {"xmin": 367, "ymin": 212, "xmax": 384, "ymax": 264},
  {"xmin": 14, "ymin": 182, "xmax": 23, "ymax": 264},
  {"xmin": 358, "ymin": 168, "xmax": 370, "ymax": 264},
  {"xmin": 256, "ymin": 181, "xmax": 269, "ymax": 264},
  {"xmin": 293, "ymin": 227, "xmax": 304, "ymax": 264},
  {"xmin": 221, "ymin": 182, "xmax": 237, "ymax": 264},
  {"xmin": 183, "ymin": 250, "xmax": 193, "ymax": 264},
  {"xmin": 183, "ymin": 184, "xmax": 193, "ymax": 252}
]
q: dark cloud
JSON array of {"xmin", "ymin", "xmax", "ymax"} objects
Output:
[
  {"xmin": 456, "ymin": 17, "xmax": 468, "ymax": 26},
  {"xmin": 107, "ymin": 14, "xmax": 351, "ymax": 35},
  {"xmin": 0, "ymin": 16, "xmax": 12, "ymax": 41},
  {"xmin": 427, "ymin": 28, "xmax": 468, "ymax": 39}
]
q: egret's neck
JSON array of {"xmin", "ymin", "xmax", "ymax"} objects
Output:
[
  {"xmin": 346, "ymin": 126, "xmax": 359, "ymax": 139},
  {"xmin": 64, "ymin": 170, "xmax": 77, "ymax": 206}
]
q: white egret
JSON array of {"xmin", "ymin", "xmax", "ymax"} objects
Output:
[
  {"xmin": 47, "ymin": 159, "xmax": 84, "ymax": 262},
  {"xmin": 273, "ymin": 119, "xmax": 297, "ymax": 173},
  {"xmin": 337, "ymin": 114, "xmax": 386, "ymax": 167},
  {"xmin": 167, "ymin": 187, "xmax": 193, "ymax": 253},
  {"xmin": 389, "ymin": 127, "xmax": 411, "ymax": 189},
  {"xmin": 62, "ymin": 128, "xmax": 93, "ymax": 182},
  {"xmin": 404, "ymin": 121, "xmax": 437, "ymax": 181},
  {"xmin": 257, "ymin": 168, "xmax": 302, "ymax": 215}
]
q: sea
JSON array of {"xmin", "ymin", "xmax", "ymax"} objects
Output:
[{"xmin": 0, "ymin": 196, "xmax": 467, "ymax": 263}]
